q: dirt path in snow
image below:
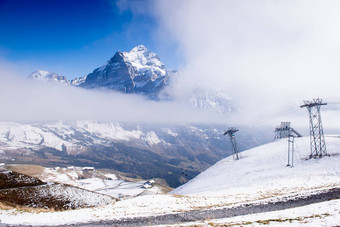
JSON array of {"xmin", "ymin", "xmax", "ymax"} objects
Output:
[{"xmin": 2, "ymin": 187, "xmax": 340, "ymax": 227}]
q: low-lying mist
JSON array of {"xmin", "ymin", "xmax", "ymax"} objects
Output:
[{"xmin": 0, "ymin": 65, "xmax": 228, "ymax": 124}]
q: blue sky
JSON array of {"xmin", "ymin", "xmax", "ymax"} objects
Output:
[{"xmin": 0, "ymin": 0, "xmax": 179, "ymax": 78}]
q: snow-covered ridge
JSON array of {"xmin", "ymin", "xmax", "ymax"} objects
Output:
[
  {"xmin": 28, "ymin": 70, "xmax": 70, "ymax": 85},
  {"xmin": 0, "ymin": 121, "xmax": 153, "ymax": 152},
  {"xmin": 28, "ymin": 70, "xmax": 87, "ymax": 86}
]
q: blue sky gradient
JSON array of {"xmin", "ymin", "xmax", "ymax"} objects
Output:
[{"xmin": 0, "ymin": 0, "xmax": 178, "ymax": 78}]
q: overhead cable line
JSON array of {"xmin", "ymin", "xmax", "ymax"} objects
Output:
[{"xmin": 242, "ymin": 107, "xmax": 301, "ymax": 128}]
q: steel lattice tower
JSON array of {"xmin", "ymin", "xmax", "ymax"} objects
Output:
[
  {"xmin": 274, "ymin": 122, "xmax": 291, "ymax": 139},
  {"xmin": 300, "ymin": 98, "xmax": 327, "ymax": 158},
  {"xmin": 274, "ymin": 122, "xmax": 302, "ymax": 140},
  {"xmin": 287, "ymin": 129, "xmax": 295, "ymax": 167},
  {"xmin": 223, "ymin": 127, "xmax": 240, "ymax": 160}
]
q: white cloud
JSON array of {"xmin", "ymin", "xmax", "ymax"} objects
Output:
[
  {"xmin": 155, "ymin": 1, "xmax": 340, "ymax": 99},
  {"xmin": 150, "ymin": 0, "xmax": 340, "ymax": 129}
]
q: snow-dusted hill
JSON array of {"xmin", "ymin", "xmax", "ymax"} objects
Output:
[
  {"xmin": 6, "ymin": 164, "xmax": 167, "ymax": 200},
  {"xmin": 0, "ymin": 167, "xmax": 114, "ymax": 210},
  {"xmin": 172, "ymin": 135, "xmax": 340, "ymax": 196}
]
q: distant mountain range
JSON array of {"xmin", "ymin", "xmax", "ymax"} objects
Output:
[
  {"xmin": 28, "ymin": 45, "xmax": 232, "ymax": 112},
  {"xmin": 0, "ymin": 121, "xmax": 269, "ymax": 187},
  {"xmin": 28, "ymin": 45, "xmax": 176, "ymax": 100}
]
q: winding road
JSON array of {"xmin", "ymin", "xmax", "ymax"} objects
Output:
[{"xmin": 2, "ymin": 187, "xmax": 340, "ymax": 227}]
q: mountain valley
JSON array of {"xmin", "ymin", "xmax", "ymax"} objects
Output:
[{"xmin": 0, "ymin": 121, "xmax": 269, "ymax": 187}]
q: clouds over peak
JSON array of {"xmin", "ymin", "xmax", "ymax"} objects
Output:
[{"xmin": 154, "ymin": 0, "xmax": 340, "ymax": 108}]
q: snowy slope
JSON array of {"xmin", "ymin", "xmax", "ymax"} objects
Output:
[
  {"xmin": 173, "ymin": 135, "xmax": 340, "ymax": 196},
  {"xmin": 0, "ymin": 168, "xmax": 114, "ymax": 210},
  {"xmin": 27, "ymin": 183, "xmax": 114, "ymax": 209}
]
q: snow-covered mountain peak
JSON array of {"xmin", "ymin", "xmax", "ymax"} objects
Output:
[
  {"xmin": 28, "ymin": 70, "xmax": 70, "ymax": 85},
  {"xmin": 30, "ymin": 70, "xmax": 50, "ymax": 78},
  {"xmin": 81, "ymin": 45, "xmax": 173, "ymax": 99},
  {"xmin": 131, "ymin": 45, "xmax": 148, "ymax": 52},
  {"xmin": 122, "ymin": 45, "xmax": 165, "ymax": 70}
]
